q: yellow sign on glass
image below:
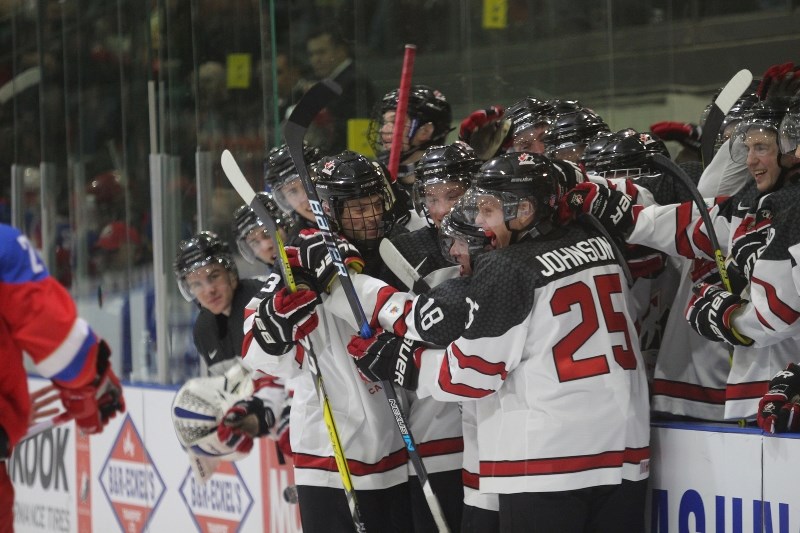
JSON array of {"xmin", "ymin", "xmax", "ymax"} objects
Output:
[
  {"xmin": 347, "ymin": 118, "xmax": 375, "ymax": 158},
  {"xmin": 227, "ymin": 54, "xmax": 252, "ymax": 89},
  {"xmin": 483, "ymin": 0, "xmax": 508, "ymax": 29}
]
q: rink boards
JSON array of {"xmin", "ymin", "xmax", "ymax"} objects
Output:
[{"xmin": 11, "ymin": 378, "xmax": 800, "ymax": 533}]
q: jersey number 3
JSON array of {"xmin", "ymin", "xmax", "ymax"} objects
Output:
[{"xmin": 551, "ymin": 273, "xmax": 636, "ymax": 382}]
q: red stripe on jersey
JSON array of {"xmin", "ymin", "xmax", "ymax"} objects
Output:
[
  {"xmin": 755, "ymin": 308, "xmax": 774, "ymax": 330},
  {"xmin": 675, "ymin": 202, "xmax": 695, "ymax": 258},
  {"xmin": 244, "ymin": 306, "xmax": 255, "ymax": 320},
  {"xmin": 691, "ymin": 220, "xmax": 714, "ymax": 257},
  {"xmin": 292, "ymin": 447, "xmax": 408, "ymax": 476},
  {"xmin": 438, "ymin": 354, "xmax": 495, "ymax": 399},
  {"xmin": 752, "ymin": 276, "xmax": 800, "ymax": 326},
  {"xmin": 480, "ymin": 447, "xmax": 650, "ymax": 477},
  {"xmin": 652, "ymin": 379, "xmax": 726, "ymax": 404},
  {"xmin": 253, "ymin": 374, "xmax": 281, "ymax": 391},
  {"xmin": 462, "ymin": 469, "xmax": 479, "ymax": 490},
  {"xmin": 627, "ymin": 253, "xmax": 664, "ymax": 280},
  {"xmin": 392, "ymin": 300, "xmax": 413, "ymax": 338},
  {"xmin": 726, "ymin": 381, "xmax": 769, "ymax": 401},
  {"xmin": 371, "ymin": 286, "xmax": 399, "ymax": 329},
  {"xmin": 416, "ymin": 436, "xmax": 464, "ymax": 458},
  {"xmin": 449, "ymin": 343, "xmax": 508, "ymax": 379}
]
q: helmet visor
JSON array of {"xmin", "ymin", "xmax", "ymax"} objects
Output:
[
  {"xmin": 779, "ymin": 111, "xmax": 800, "ymax": 155},
  {"xmin": 270, "ymin": 176, "xmax": 307, "ymax": 214},
  {"xmin": 459, "ymin": 188, "xmax": 520, "ymax": 230},
  {"xmin": 729, "ymin": 125, "xmax": 779, "ymax": 165},
  {"xmin": 411, "ymin": 179, "xmax": 468, "ymax": 226}
]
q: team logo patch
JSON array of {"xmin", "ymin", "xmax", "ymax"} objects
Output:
[
  {"xmin": 179, "ymin": 461, "xmax": 254, "ymax": 532},
  {"xmin": 99, "ymin": 414, "xmax": 166, "ymax": 532},
  {"xmin": 517, "ymin": 152, "xmax": 536, "ymax": 164},
  {"xmin": 322, "ymin": 160, "xmax": 336, "ymax": 175}
]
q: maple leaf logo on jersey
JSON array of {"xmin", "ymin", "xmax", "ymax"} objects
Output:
[
  {"xmin": 322, "ymin": 160, "xmax": 336, "ymax": 175},
  {"xmin": 569, "ymin": 194, "xmax": 585, "ymax": 207}
]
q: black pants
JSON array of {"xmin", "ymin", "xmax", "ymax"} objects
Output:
[
  {"xmin": 462, "ymin": 503, "xmax": 500, "ymax": 533},
  {"xmin": 296, "ymin": 483, "xmax": 413, "ymax": 533},
  {"xmin": 407, "ymin": 469, "xmax": 464, "ymax": 532},
  {"xmin": 498, "ymin": 479, "xmax": 648, "ymax": 533}
]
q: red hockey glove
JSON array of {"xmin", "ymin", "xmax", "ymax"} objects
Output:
[
  {"xmin": 558, "ymin": 182, "xmax": 635, "ymax": 235},
  {"xmin": 459, "ymin": 106, "xmax": 512, "ymax": 159},
  {"xmin": 685, "ymin": 283, "xmax": 753, "ymax": 346},
  {"xmin": 650, "ymin": 121, "xmax": 702, "ymax": 149},
  {"xmin": 757, "ymin": 363, "xmax": 800, "ymax": 434},
  {"xmin": 285, "ymin": 230, "xmax": 364, "ymax": 293},
  {"xmin": 55, "ymin": 340, "xmax": 125, "ymax": 435},
  {"xmin": 757, "ymin": 62, "xmax": 800, "ymax": 100},
  {"xmin": 221, "ymin": 397, "xmax": 276, "ymax": 438},
  {"xmin": 253, "ymin": 287, "xmax": 321, "ymax": 355},
  {"xmin": 347, "ymin": 328, "xmax": 423, "ymax": 390}
]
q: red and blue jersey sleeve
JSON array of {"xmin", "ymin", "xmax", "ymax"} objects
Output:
[{"xmin": 1, "ymin": 224, "xmax": 100, "ymax": 446}]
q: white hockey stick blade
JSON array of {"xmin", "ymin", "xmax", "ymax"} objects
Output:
[
  {"xmin": 221, "ymin": 150, "xmax": 255, "ymax": 205},
  {"xmin": 22, "ymin": 412, "xmax": 73, "ymax": 441},
  {"xmin": 379, "ymin": 239, "xmax": 432, "ymax": 294},
  {"xmin": 714, "ymin": 69, "xmax": 753, "ymax": 115}
]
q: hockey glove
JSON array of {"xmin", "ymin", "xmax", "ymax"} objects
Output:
[
  {"xmin": 685, "ymin": 283, "xmax": 753, "ymax": 346},
  {"xmin": 559, "ymin": 182, "xmax": 636, "ymax": 235},
  {"xmin": 459, "ymin": 106, "xmax": 512, "ymax": 159},
  {"xmin": 731, "ymin": 216, "xmax": 772, "ymax": 283},
  {"xmin": 221, "ymin": 397, "xmax": 276, "ymax": 439},
  {"xmin": 650, "ymin": 121, "xmax": 701, "ymax": 149},
  {"xmin": 757, "ymin": 363, "xmax": 800, "ymax": 434},
  {"xmin": 757, "ymin": 62, "xmax": 800, "ymax": 100},
  {"xmin": 55, "ymin": 340, "xmax": 125, "ymax": 435},
  {"xmin": 285, "ymin": 229, "xmax": 364, "ymax": 293},
  {"xmin": 253, "ymin": 287, "xmax": 321, "ymax": 355},
  {"xmin": 347, "ymin": 328, "xmax": 423, "ymax": 390}
]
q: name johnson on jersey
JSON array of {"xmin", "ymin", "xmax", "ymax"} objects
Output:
[{"xmin": 536, "ymin": 236, "xmax": 614, "ymax": 277}]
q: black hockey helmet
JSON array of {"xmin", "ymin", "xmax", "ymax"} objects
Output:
[
  {"xmin": 506, "ymin": 97, "xmax": 554, "ymax": 136},
  {"xmin": 412, "ymin": 142, "xmax": 479, "ymax": 225},
  {"xmin": 467, "ymin": 152, "xmax": 566, "ymax": 226},
  {"xmin": 578, "ymin": 130, "xmax": 616, "ymax": 172},
  {"xmin": 368, "ymin": 85, "xmax": 452, "ymax": 156},
  {"xmin": 592, "ymin": 129, "xmax": 670, "ymax": 177},
  {"xmin": 779, "ymin": 98, "xmax": 800, "ymax": 155},
  {"xmin": 715, "ymin": 91, "xmax": 760, "ymax": 152},
  {"xmin": 729, "ymin": 98, "xmax": 793, "ymax": 165},
  {"xmin": 439, "ymin": 196, "xmax": 493, "ymax": 270},
  {"xmin": 315, "ymin": 150, "xmax": 397, "ymax": 248},
  {"xmin": 264, "ymin": 142, "xmax": 321, "ymax": 213},
  {"xmin": 173, "ymin": 231, "xmax": 237, "ymax": 301},
  {"xmin": 541, "ymin": 108, "xmax": 611, "ymax": 162},
  {"xmin": 232, "ymin": 192, "xmax": 290, "ymax": 264}
]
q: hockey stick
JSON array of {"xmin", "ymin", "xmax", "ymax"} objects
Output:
[
  {"xmin": 650, "ymin": 153, "xmax": 733, "ymax": 292},
  {"xmin": 379, "ymin": 239, "xmax": 432, "ymax": 294},
  {"xmin": 387, "ymin": 44, "xmax": 417, "ymax": 182},
  {"xmin": 701, "ymin": 69, "xmax": 754, "ymax": 167},
  {"xmin": 221, "ymin": 150, "xmax": 367, "ymax": 533},
  {"xmin": 577, "ymin": 213, "xmax": 633, "ymax": 288},
  {"xmin": 20, "ymin": 412, "xmax": 73, "ymax": 441},
  {"xmin": 285, "ymin": 81, "xmax": 452, "ymax": 532}
]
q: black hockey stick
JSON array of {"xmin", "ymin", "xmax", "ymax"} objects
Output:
[
  {"xmin": 284, "ymin": 81, "xmax": 452, "ymax": 532},
  {"xmin": 221, "ymin": 150, "xmax": 367, "ymax": 533},
  {"xmin": 701, "ymin": 69, "xmax": 753, "ymax": 167},
  {"xmin": 577, "ymin": 213, "xmax": 633, "ymax": 288}
]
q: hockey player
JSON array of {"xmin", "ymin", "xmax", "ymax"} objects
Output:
[
  {"xmin": 264, "ymin": 142, "xmax": 322, "ymax": 243},
  {"xmin": 347, "ymin": 152, "xmax": 651, "ymax": 532},
  {"xmin": 368, "ymin": 84, "xmax": 452, "ymax": 190},
  {"xmin": 540, "ymin": 103, "xmax": 611, "ymax": 163},
  {"xmin": 173, "ymin": 230, "xmax": 286, "ymax": 464},
  {"xmin": 566, "ymin": 98, "xmax": 800, "ymax": 420},
  {"xmin": 1, "ymin": 223, "xmax": 125, "ymax": 530},
  {"xmin": 232, "ymin": 192, "xmax": 291, "ymax": 267},
  {"xmin": 506, "ymin": 97, "xmax": 554, "ymax": 155}
]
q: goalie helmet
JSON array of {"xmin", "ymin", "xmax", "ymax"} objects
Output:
[
  {"xmin": 368, "ymin": 85, "xmax": 452, "ymax": 157},
  {"xmin": 592, "ymin": 129, "xmax": 670, "ymax": 177},
  {"xmin": 729, "ymin": 99, "xmax": 792, "ymax": 165},
  {"xmin": 232, "ymin": 192, "xmax": 290, "ymax": 264},
  {"xmin": 466, "ymin": 152, "xmax": 566, "ymax": 227},
  {"xmin": 315, "ymin": 150, "xmax": 397, "ymax": 249},
  {"xmin": 173, "ymin": 231, "xmax": 237, "ymax": 302},
  {"xmin": 264, "ymin": 143, "xmax": 321, "ymax": 213},
  {"xmin": 412, "ymin": 142, "xmax": 479, "ymax": 226}
]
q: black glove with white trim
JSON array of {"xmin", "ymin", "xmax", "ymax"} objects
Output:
[
  {"xmin": 757, "ymin": 363, "xmax": 800, "ymax": 434},
  {"xmin": 347, "ymin": 328, "xmax": 423, "ymax": 390},
  {"xmin": 253, "ymin": 287, "xmax": 321, "ymax": 355},
  {"xmin": 685, "ymin": 283, "xmax": 753, "ymax": 346}
]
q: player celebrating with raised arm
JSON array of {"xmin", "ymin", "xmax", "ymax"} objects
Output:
[
  {"xmin": 347, "ymin": 153, "xmax": 650, "ymax": 532},
  {"xmin": 0, "ymin": 223, "xmax": 125, "ymax": 531}
]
